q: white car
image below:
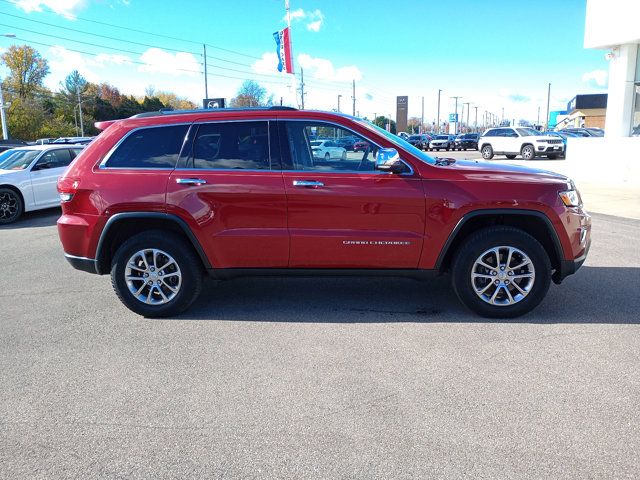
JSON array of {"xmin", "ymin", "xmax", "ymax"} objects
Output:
[
  {"xmin": 478, "ymin": 127, "xmax": 564, "ymax": 160},
  {"xmin": 310, "ymin": 140, "xmax": 347, "ymax": 160},
  {"xmin": 0, "ymin": 145, "xmax": 84, "ymax": 224}
]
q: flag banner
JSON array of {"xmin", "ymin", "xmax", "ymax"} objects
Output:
[{"xmin": 273, "ymin": 27, "xmax": 294, "ymax": 74}]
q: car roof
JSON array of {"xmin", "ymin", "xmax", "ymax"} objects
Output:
[{"xmin": 3, "ymin": 145, "xmax": 85, "ymax": 152}]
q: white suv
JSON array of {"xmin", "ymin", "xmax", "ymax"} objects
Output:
[
  {"xmin": 0, "ymin": 145, "xmax": 84, "ymax": 224},
  {"xmin": 478, "ymin": 127, "xmax": 564, "ymax": 160}
]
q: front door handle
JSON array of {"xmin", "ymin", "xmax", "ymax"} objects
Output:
[
  {"xmin": 176, "ymin": 178, "xmax": 207, "ymax": 186},
  {"xmin": 293, "ymin": 180, "xmax": 324, "ymax": 188}
]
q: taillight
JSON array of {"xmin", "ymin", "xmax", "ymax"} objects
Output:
[{"xmin": 57, "ymin": 177, "xmax": 79, "ymax": 202}]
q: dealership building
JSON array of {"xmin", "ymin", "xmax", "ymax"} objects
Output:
[{"xmin": 584, "ymin": 0, "xmax": 639, "ymax": 137}]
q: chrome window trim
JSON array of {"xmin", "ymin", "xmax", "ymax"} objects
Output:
[
  {"xmin": 98, "ymin": 122, "xmax": 192, "ymax": 170},
  {"xmin": 185, "ymin": 119, "xmax": 275, "ymax": 171},
  {"xmin": 281, "ymin": 118, "xmax": 415, "ymax": 176}
]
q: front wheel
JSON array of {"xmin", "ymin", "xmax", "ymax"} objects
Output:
[
  {"xmin": 0, "ymin": 188, "xmax": 23, "ymax": 225},
  {"xmin": 451, "ymin": 226, "xmax": 551, "ymax": 318},
  {"xmin": 111, "ymin": 230, "xmax": 203, "ymax": 317},
  {"xmin": 341, "ymin": 150, "xmax": 347, "ymax": 160},
  {"xmin": 481, "ymin": 145, "xmax": 494, "ymax": 159},
  {"xmin": 324, "ymin": 152, "xmax": 330, "ymax": 161},
  {"xmin": 521, "ymin": 144, "xmax": 535, "ymax": 160}
]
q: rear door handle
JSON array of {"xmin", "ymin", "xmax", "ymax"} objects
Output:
[
  {"xmin": 176, "ymin": 178, "xmax": 207, "ymax": 186},
  {"xmin": 293, "ymin": 180, "xmax": 324, "ymax": 188}
]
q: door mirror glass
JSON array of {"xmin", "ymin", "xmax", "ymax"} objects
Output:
[{"xmin": 375, "ymin": 148, "xmax": 405, "ymax": 174}]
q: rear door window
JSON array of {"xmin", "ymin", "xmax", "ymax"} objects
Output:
[
  {"xmin": 189, "ymin": 121, "xmax": 272, "ymax": 170},
  {"xmin": 105, "ymin": 124, "xmax": 189, "ymax": 168}
]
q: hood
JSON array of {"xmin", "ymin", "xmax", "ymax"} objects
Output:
[
  {"xmin": 0, "ymin": 169, "xmax": 21, "ymax": 176},
  {"xmin": 437, "ymin": 159, "xmax": 571, "ymax": 186}
]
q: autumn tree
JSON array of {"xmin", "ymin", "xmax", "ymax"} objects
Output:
[
  {"xmin": 1, "ymin": 45, "xmax": 49, "ymax": 99},
  {"xmin": 230, "ymin": 80, "xmax": 273, "ymax": 107}
]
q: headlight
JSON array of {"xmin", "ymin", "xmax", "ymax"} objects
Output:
[{"xmin": 559, "ymin": 189, "xmax": 581, "ymax": 207}]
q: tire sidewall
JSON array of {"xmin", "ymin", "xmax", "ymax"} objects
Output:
[
  {"xmin": 452, "ymin": 227, "xmax": 551, "ymax": 318},
  {"xmin": 111, "ymin": 232, "xmax": 202, "ymax": 317},
  {"xmin": 522, "ymin": 145, "xmax": 534, "ymax": 160},
  {"xmin": 0, "ymin": 188, "xmax": 24, "ymax": 225},
  {"xmin": 481, "ymin": 145, "xmax": 493, "ymax": 159}
]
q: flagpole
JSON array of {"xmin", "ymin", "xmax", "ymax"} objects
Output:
[{"xmin": 285, "ymin": 0, "xmax": 299, "ymax": 108}]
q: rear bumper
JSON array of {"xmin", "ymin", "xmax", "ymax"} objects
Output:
[{"xmin": 64, "ymin": 253, "xmax": 98, "ymax": 274}]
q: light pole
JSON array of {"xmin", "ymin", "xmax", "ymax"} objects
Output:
[
  {"xmin": 474, "ymin": 106, "xmax": 478, "ymax": 132},
  {"xmin": 436, "ymin": 89, "xmax": 442, "ymax": 133},
  {"xmin": 545, "ymin": 82, "xmax": 551, "ymax": 130},
  {"xmin": 337, "ymin": 94, "xmax": 342, "ymax": 113},
  {"xmin": 463, "ymin": 102, "xmax": 471, "ymax": 133},
  {"xmin": 0, "ymin": 33, "xmax": 16, "ymax": 140}
]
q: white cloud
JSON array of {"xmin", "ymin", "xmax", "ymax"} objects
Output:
[
  {"xmin": 48, "ymin": 45, "xmax": 100, "ymax": 83},
  {"xmin": 138, "ymin": 48, "xmax": 200, "ymax": 77},
  {"xmin": 251, "ymin": 52, "xmax": 279, "ymax": 75},
  {"xmin": 582, "ymin": 69, "xmax": 608, "ymax": 88},
  {"xmin": 93, "ymin": 53, "xmax": 132, "ymax": 67},
  {"xmin": 11, "ymin": 0, "xmax": 86, "ymax": 19},
  {"xmin": 284, "ymin": 8, "xmax": 324, "ymax": 32},
  {"xmin": 297, "ymin": 53, "xmax": 362, "ymax": 82}
]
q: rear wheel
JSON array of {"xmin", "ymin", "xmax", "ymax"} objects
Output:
[
  {"xmin": 481, "ymin": 145, "xmax": 494, "ymax": 159},
  {"xmin": 0, "ymin": 188, "xmax": 23, "ymax": 225},
  {"xmin": 452, "ymin": 226, "xmax": 551, "ymax": 318},
  {"xmin": 111, "ymin": 230, "xmax": 203, "ymax": 317},
  {"xmin": 521, "ymin": 144, "xmax": 535, "ymax": 160}
]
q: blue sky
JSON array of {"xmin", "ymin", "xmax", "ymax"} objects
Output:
[{"xmin": 0, "ymin": 0, "xmax": 608, "ymax": 124}]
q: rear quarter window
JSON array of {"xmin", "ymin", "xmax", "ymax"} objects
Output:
[{"xmin": 104, "ymin": 124, "xmax": 189, "ymax": 168}]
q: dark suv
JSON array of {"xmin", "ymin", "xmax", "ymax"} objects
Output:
[
  {"xmin": 58, "ymin": 107, "xmax": 590, "ymax": 318},
  {"xmin": 454, "ymin": 133, "xmax": 479, "ymax": 151}
]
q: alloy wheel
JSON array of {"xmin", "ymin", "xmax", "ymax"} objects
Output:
[
  {"xmin": 125, "ymin": 248, "xmax": 182, "ymax": 305},
  {"xmin": 470, "ymin": 246, "xmax": 535, "ymax": 306},
  {"xmin": 0, "ymin": 191, "xmax": 19, "ymax": 222}
]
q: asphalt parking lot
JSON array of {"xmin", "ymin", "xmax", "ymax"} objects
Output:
[{"xmin": 2, "ymin": 208, "xmax": 640, "ymax": 479}]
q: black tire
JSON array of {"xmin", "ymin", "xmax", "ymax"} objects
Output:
[
  {"xmin": 324, "ymin": 152, "xmax": 330, "ymax": 161},
  {"xmin": 0, "ymin": 187, "xmax": 23, "ymax": 225},
  {"xmin": 111, "ymin": 230, "xmax": 203, "ymax": 317},
  {"xmin": 521, "ymin": 144, "xmax": 535, "ymax": 160},
  {"xmin": 481, "ymin": 144, "xmax": 494, "ymax": 159},
  {"xmin": 451, "ymin": 226, "xmax": 551, "ymax": 318},
  {"xmin": 505, "ymin": 154, "xmax": 516, "ymax": 159}
]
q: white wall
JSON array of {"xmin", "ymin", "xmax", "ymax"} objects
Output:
[
  {"xmin": 604, "ymin": 44, "xmax": 638, "ymax": 137},
  {"xmin": 585, "ymin": 0, "xmax": 640, "ymax": 49}
]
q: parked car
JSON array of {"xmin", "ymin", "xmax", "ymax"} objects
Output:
[
  {"xmin": 544, "ymin": 131, "xmax": 580, "ymax": 158},
  {"xmin": 310, "ymin": 140, "xmax": 347, "ymax": 160},
  {"xmin": 453, "ymin": 133, "xmax": 479, "ymax": 151},
  {"xmin": 57, "ymin": 107, "xmax": 590, "ymax": 319},
  {"xmin": 428, "ymin": 134, "xmax": 455, "ymax": 151},
  {"xmin": 0, "ymin": 145, "xmax": 84, "ymax": 224},
  {"xmin": 0, "ymin": 139, "xmax": 28, "ymax": 153},
  {"xmin": 33, "ymin": 138, "xmax": 56, "ymax": 145},
  {"xmin": 53, "ymin": 136, "xmax": 94, "ymax": 145},
  {"xmin": 397, "ymin": 132, "xmax": 410, "ymax": 140},
  {"xmin": 334, "ymin": 136, "xmax": 357, "ymax": 151},
  {"xmin": 478, "ymin": 127, "xmax": 564, "ymax": 160},
  {"xmin": 561, "ymin": 128, "xmax": 596, "ymax": 137},
  {"xmin": 407, "ymin": 134, "xmax": 431, "ymax": 150}
]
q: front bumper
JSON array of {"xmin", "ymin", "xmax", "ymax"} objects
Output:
[
  {"xmin": 554, "ymin": 238, "xmax": 590, "ymax": 284},
  {"xmin": 537, "ymin": 144, "xmax": 564, "ymax": 153}
]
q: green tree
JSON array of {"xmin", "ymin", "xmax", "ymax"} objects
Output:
[
  {"xmin": 116, "ymin": 95, "xmax": 144, "ymax": 118},
  {"xmin": 230, "ymin": 80, "xmax": 272, "ymax": 107},
  {"xmin": 6, "ymin": 98, "xmax": 45, "ymax": 140},
  {"xmin": 1, "ymin": 45, "xmax": 49, "ymax": 99},
  {"xmin": 141, "ymin": 96, "xmax": 165, "ymax": 112},
  {"xmin": 373, "ymin": 115, "xmax": 396, "ymax": 134}
]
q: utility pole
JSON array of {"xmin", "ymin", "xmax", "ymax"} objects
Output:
[
  {"xmin": 203, "ymin": 44, "xmax": 208, "ymax": 100},
  {"xmin": 351, "ymin": 79, "xmax": 356, "ymax": 116},
  {"xmin": 537, "ymin": 106, "xmax": 540, "ymax": 127},
  {"xmin": 463, "ymin": 102, "xmax": 470, "ymax": 133},
  {"xmin": 545, "ymin": 82, "xmax": 551, "ymax": 130},
  {"xmin": 76, "ymin": 86, "xmax": 84, "ymax": 137},
  {"xmin": 337, "ymin": 94, "xmax": 342, "ymax": 112},
  {"xmin": 436, "ymin": 89, "xmax": 442, "ymax": 133},
  {"xmin": 299, "ymin": 68, "xmax": 305, "ymax": 109},
  {"xmin": 474, "ymin": 106, "xmax": 478, "ymax": 132},
  {"xmin": 501, "ymin": 107, "xmax": 504, "ymax": 124},
  {"xmin": 421, "ymin": 96, "xmax": 424, "ymax": 134},
  {"xmin": 450, "ymin": 96, "xmax": 461, "ymax": 134},
  {"xmin": 0, "ymin": 81, "xmax": 8, "ymax": 140}
]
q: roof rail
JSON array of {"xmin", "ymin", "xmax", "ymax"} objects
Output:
[{"xmin": 130, "ymin": 106, "xmax": 297, "ymax": 119}]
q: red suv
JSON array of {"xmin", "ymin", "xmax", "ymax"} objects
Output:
[{"xmin": 57, "ymin": 107, "xmax": 591, "ymax": 318}]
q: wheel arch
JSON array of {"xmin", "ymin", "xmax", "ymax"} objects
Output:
[
  {"xmin": 95, "ymin": 212, "xmax": 211, "ymax": 274},
  {"xmin": 436, "ymin": 209, "xmax": 564, "ymax": 276}
]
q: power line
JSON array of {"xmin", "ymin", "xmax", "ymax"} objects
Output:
[{"xmin": 0, "ymin": 0, "xmax": 262, "ymax": 59}]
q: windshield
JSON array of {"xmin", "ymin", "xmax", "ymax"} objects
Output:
[
  {"xmin": 408, "ymin": 135, "xmax": 421, "ymax": 140},
  {"xmin": 436, "ymin": 135, "xmax": 448, "ymax": 140},
  {"xmin": 358, "ymin": 120, "xmax": 436, "ymax": 165},
  {"xmin": 0, "ymin": 149, "xmax": 40, "ymax": 170},
  {"xmin": 516, "ymin": 128, "xmax": 542, "ymax": 136}
]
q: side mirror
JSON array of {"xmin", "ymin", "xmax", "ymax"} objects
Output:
[{"xmin": 375, "ymin": 148, "xmax": 406, "ymax": 174}]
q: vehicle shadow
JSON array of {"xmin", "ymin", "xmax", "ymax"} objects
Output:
[
  {"xmin": 175, "ymin": 266, "xmax": 640, "ymax": 324},
  {"xmin": 0, "ymin": 208, "xmax": 60, "ymax": 230}
]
